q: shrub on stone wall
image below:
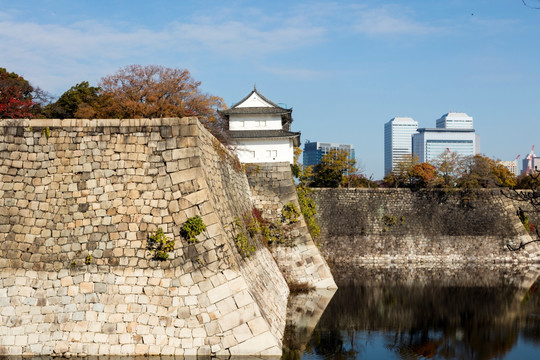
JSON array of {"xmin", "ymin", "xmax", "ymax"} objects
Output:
[
  {"xmin": 180, "ymin": 215, "xmax": 206, "ymax": 243},
  {"xmin": 148, "ymin": 228, "xmax": 175, "ymax": 260},
  {"xmin": 297, "ymin": 185, "xmax": 320, "ymax": 239},
  {"xmin": 282, "ymin": 202, "xmax": 300, "ymax": 224},
  {"xmin": 232, "ymin": 217, "xmax": 256, "ymax": 257}
]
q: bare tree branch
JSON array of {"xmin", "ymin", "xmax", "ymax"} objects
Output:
[{"xmin": 522, "ymin": 0, "xmax": 540, "ymax": 9}]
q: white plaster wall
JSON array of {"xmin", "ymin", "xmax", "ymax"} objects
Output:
[
  {"xmin": 234, "ymin": 139, "xmax": 293, "ymax": 163},
  {"xmin": 236, "ymin": 93, "xmax": 273, "ymax": 108},
  {"xmin": 229, "ymin": 114, "xmax": 282, "ymax": 131}
]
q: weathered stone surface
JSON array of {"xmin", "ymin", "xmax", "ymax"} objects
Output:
[
  {"xmin": 0, "ymin": 117, "xmax": 318, "ymax": 357},
  {"xmin": 312, "ymin": 188, "xmax": 540, "ymax": 264},
  {"xmin": 246, "ymin": 162, "xmax": 337, "ymax": 289}
]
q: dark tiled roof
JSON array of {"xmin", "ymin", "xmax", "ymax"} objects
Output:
[
  {"xmin": 230, "ymin": 87, "xmax": 288, "ymax": 110},
  {"xmin": 220, "ymin": 87, "xmax": 294, "ymax": 126},
  {"xmin": 220, "ymin": 107, "xmax": 291, "ymax": 115},
  {"xmin": 229, "ymin": 130, "xmax": 301, "ymax": 146}
]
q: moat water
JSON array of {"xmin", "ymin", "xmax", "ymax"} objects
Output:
[{"xmin": 283, "ymin": 264, "xmax": 540, "ymax": 360}]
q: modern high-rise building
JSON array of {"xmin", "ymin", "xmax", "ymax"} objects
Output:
[
  {"xmin": 412, "ymin": 112, "xmax": 480, "ymax": 163},
  {"xmin": 500, "ymin": 160, "xmax": 519, "ymax": 176},
  {"xmin": 412, "ymin": 128, "xmax": 480, "ymax": 163},
  {"xmin": 436, "ymin": 112, "xmax": 473, "ymax": 129},
  {"xmin": 303, "ymin": 141, "xmax": 355, "ymax": 167},
  {"xmin": 522, "ymin": 156, "xmax": 540, "ymax": 175},
  {"xmin": 384, "ymin": 117, "xmax": 418, "ymax": 175}
]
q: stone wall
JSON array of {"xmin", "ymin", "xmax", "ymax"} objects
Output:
[
  {"xmin": 0, "ymin": 118, "xmax": 289, "ymax": 356},
  {"xmin": 507, "ymin": 190, "xmax": 540, "ymax": 231},
  {"xmin": 245, "ymin": 163, "xmax": 336, "ymax": 289},
  {"xmin": 312, "ymin": 188, "xmax": 540, "ymax": 264}
]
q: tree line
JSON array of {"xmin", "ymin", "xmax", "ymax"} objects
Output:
[
  {"xmin": 0, "ymin": 65, "xmax": 227, "ymax": 141},
  {"xmin": 294, "ymin": 148, "xmax": 377, "ymax": 188},
  {"xmin": 3, "ymin": 64, "xmax": 538, "ymax": 191},
  {"xmin": 383, "ymin": 152, "xmax": 539, "ymax": 190},
  {"xmin": 295, "ymin": 148, "xmax": 539, "ymax": 190}
]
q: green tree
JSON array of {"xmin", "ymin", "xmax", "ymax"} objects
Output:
[
  {"xmin": 310, "ymin": 149, "xmax": 357, "ymax": 188},
  {"xmin": 44, "ymin": 81, "xmax": 104, "ymax": 119},
  {"xmin": 0, "ymin": 68, "xmax": 34, "ymax": 118}
]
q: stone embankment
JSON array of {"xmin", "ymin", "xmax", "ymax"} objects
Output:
[
  {"xmin": 312, "ymin": 188, "xmax": 540, "ymax": 265},
  {"xmin": 0, "ymin": 118, "xmax": 335, "ymax": 357},
  {"xmin": 246, "ymin": 163, "xmax": 336, "ymax": 289}
]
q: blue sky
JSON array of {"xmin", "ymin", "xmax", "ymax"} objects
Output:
[{"xmin": 1, "ymin": 0, "xmax": 539, "ymax": 179}]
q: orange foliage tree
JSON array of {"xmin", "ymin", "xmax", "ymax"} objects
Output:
[
  {"xmin": 99, "ymin": 65, "xmax": 227, "ymax": 139},
  {"xmin": 409, "ymin": 162, "xmax": 439, "ymax": 188}
]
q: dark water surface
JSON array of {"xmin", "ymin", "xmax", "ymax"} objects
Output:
[{"xmin": 284, "ymin": 264, "xmax": 540, "ymax": 360}]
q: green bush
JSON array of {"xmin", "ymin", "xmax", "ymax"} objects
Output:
[
  {"xmin": 148, "ymin": 228, "xmax": 175, "ymax": 260},
  {"xmin": 180, "ymin": 215, "xmax": 207, "ymax": 243},
  {"xmin": 235, "ymin": 232, "xmax": 256, "ymax": 257},
  {"xmin": 297, "ymin": 185, "xmax": 320, "ymax": 239},
  {"xmin": 282, "ymin": 202, "xmax": 300, "ymax": 224},
  {"xmin": 382, "ymin": 214, "xmax": 398, "ymax": 227}
]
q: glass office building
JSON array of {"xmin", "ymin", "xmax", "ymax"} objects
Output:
[
  {"xmin": 412, "ymin": 128, "xmax": 480, "ymax": 163},
  {"xmin": 413, "ymin": 112, "xmax": 479, "ymax": 163},
  {"xmin": 384, "ymin": 117, "xmax": 418, "ymax": 175},
  {"xmin": 303, "ymin": 141, "xmax": 355, "ymax": 167}
]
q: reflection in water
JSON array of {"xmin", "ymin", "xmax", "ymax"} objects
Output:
[
  {"xmin": 286, "ymin": 264, "xmax": 540, "ymax": 360},
  {"xmin": 283, "ymin": 288, "xmax": 337, "ymax": 360}
]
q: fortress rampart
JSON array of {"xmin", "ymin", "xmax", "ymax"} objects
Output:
[
  {"xmin": 312, "ymin": 188, "xmax": 540, "ymax": 264},
  {"xmin": 0, "ymin": 118, "xmax": 334, "ymax": 356}
]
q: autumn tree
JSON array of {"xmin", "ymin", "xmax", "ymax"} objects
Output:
[
  {"xmin": 99, "ymin": 65, "xmax": 227, "ymax": 138},
  {"xmin": 490, "ymin": 159, "xmax": 517, "ymax": 188},
  {"xmin": 291, "ymin": 146, "xmax": 303, "ymax": 178},
  {"xmin": 310, "ymin": 149, "xmax": 357, "ymax": 188},
  {"xmin": 0, "ymin": 68, "xmax": 34, "ymax": 118},
  {"xmin": 383, "ymin": 154, "xmax": 419, "ymax": 188},
  {"xmin": 383, "ymin": 155, "xmax": 440, "ymax": 188},
  {"xmin": 341, "ymin": 173, "xmax": 378, "ymax": 188},
  {"xmin": 515, "ymin": 172, "xmax": 540, "ymax": 190},
  {"xmin": 458, "ymin": 154, "xmax": 516, "ymax": 188},
  {"xmin": 409, "ymin": 162, "xmax": 439, "ymax": 188},
  {"xmin": 434, "ymin": 151, "xmax": 463, "ymax": 188}
]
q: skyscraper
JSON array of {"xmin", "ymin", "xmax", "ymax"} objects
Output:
[
  {"xmin": 384, "ymin": 117, "xmax": 418, "ymax": 175},
  {"xmin": 412, "ymin": 128, "xmax": 480, "ymax": 163},
  {"xmin": 412, "ymin": 112, "xmax": 479, "ymax": 163},
  {"xmin": 436, "ymin": 112, "xmax": 473, "ymax": 129}
]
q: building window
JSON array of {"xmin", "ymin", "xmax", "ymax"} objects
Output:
[{"xmin": 266, "ymin": 150, "xmax": 277, "ymax": 158}]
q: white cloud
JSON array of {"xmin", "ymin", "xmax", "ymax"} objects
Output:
[
  {"xmin": 351, "ymin": 6, "xmax": 440, "ymax": 36},
  {"xmin": 0, "ymin": 12, "xmax": 326, "ymax": 94},
  {"xmin": 170, "ymin": 20, "xmax": 325, "ymax": 56}
]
